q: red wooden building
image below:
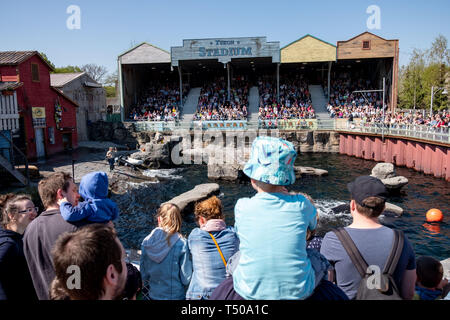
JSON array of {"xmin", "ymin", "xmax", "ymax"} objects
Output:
[{"xmin": 0, "ymin": 51, "xmax": 78, "ymax": 159}]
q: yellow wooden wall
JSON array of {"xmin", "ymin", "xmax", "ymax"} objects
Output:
[{"xmin": 281, "ymin": 35, "xmax": 336, "ymax": 63}]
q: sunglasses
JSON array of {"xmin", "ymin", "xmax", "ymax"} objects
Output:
[{"xmin": 18, "ymin": 207, "xmax": 39, "ymax": 215}]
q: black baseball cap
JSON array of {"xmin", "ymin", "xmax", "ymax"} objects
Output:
[{"xmin": 347, "ymin": 176, "xmax": 388, "ymax": 207}]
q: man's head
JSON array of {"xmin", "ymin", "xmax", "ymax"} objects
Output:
[
  {"xmin": 416, "ymin": 256, "xmax": 444, "ymax": 289},
  {"xmin": 51, "ymin": 224, "xmax": 127, "ymax": 300},
  {"xmin": 38, "ymin": 172, "xmax": 79, "ymax": 209},
  {"xmin": 347, "ymin": 175, "xmax": 388, "ymax": 218}
]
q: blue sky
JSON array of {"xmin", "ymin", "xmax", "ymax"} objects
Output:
[{"xmin": 1, "ymin": 0, "xmax": 449, "ymax": 78}]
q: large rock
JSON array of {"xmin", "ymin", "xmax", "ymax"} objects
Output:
[
  {"xmin": 371, "ymin": 163, "xmax": 396, "ymax": 180},
  {"xmin": 163, "ymin": 183, "xmax": 220, "ymax": 215},
  {"xmin": 207, "ymin": 163, "xmax": 243, "ymax": 181},
  {"xmin": 382, "ymin": 176, "xmax": 409, "ymax": 191},
  {"xmin": 441, "ymin": 258, "xmax": 450, "ymax": 280},
  {"xmin": 371, "ymin": 162, "xmax": 408, "ymax": 192},
  {"xmin": 130, "ymin": 141, "xmax": 171, "ymax": 168}
]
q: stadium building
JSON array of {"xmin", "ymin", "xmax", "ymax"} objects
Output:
[{"xmin": 117, "ymin": 31, "xmax": 399, "ymax": 125}]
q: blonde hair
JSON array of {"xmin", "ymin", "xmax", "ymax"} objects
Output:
[
  {"xmin": 194, "ymin": 196, "xmax": 224, "ymax": 221},
  {"xmin": 156, "ymin": 203, "xmax": 182, "ymax": 245}
]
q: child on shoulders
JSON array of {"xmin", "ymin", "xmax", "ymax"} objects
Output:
[{"xmin": 59, "ymin": 171, "xmax": 119, "ymax": 224}]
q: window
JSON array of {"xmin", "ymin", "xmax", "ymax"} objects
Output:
[
  {"xmin": 362, "ymin": 40, "xmax": 371, "ymax": 50},
  {"xmin": 31, "ymin": 63, "xmax": 40, "ymax": 82}
]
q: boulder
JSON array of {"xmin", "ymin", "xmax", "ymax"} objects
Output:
[
  {"xmin": 113, "ymin": 128, "xmax": 128, "ymax": 141},
  {"xmin": 371, "ymin": 162, "xmax": 408, "ymax": 192},
  {"xmin": 371, "ymin": 163, "xmax": 396, "ymax": 180},
  {"xmin": 130, "ymin": 141, "xmax": 171, "ymax": 168},
  {"xmin": 163, "ymin": 183, "xmax": 220, "ymax": 215},
  {"xmin": 207, "ymin": 163, "xmax": 243, "ymax": 181},
  {"xmin": 382, "ymin": 176, "xmax": 409, "ymax": 191},
  {"xmin": 441, "ymin": 258, "xmax": 450, "ymax": 280}
]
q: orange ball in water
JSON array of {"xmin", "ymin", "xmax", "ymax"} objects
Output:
[{"xmin": 426, "ymin": 209, "xmax": 443, "ymax": 222}]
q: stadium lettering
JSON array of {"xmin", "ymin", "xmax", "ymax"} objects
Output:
[{"xmin": 198, "ymin": 47, "xmax": 252, "ymax": 57}]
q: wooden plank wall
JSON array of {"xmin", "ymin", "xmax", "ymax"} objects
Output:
[
  {"xmin": 337, "ymin": 33, "xmax": 397, "ymax": 60},
  {"xmin": 0, "ymin": 92, "xmax": 19, "ymax": 130}
]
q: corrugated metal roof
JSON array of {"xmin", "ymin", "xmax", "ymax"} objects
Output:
[
  {"xmin": 50, "ymin": 72, "xmax": 85, "ymax": 87},
  {"xmin": 0, "ymin": 51, "xmax": 37, "ymax": 65}
]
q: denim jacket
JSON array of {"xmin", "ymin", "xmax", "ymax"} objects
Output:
[
  {"xmin": 140, "ymin": 228, "xmax": 192, "ymax": 300},
  {"xmin": 186, "ymin": 223, "xmax": 239, "ymax": 300}
]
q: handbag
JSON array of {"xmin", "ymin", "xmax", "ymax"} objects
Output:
[{"xmin": 208, "ymin": 232, "xmax": 227, "ymax": 268}]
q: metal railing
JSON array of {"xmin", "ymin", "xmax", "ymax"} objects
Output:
[
  {"xmin": 336, "ymin": 121, "xmax": 450, "ymax": 144},
  {"xmin": 127, "ymin": 119, "xmax": 450, "ymax": 144}
]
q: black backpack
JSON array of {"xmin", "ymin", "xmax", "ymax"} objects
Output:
[{"xmin": 333, "ymin": 228, "xmax": 404, "ymax": 300}]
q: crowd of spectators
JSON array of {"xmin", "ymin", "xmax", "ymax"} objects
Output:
[
  {"xmin": 193, "ymin": 77, "xmax": 249, "ymax": 121},
  {"xmin": 326, "ymin": 77, "xmax": 383, "ymax": 109},
  {"xmin": 128, "ymin": 83, "xmax": 188, "ymax": 121},
  {"xmin": 258, "ymin": 78, "xmax": 316, "ymax": 121},
  {"xmin": 326, "ymin": 75, "xmax": 449, "ymax": 130},
  {"xmin": 1, "ymin": 137, "xmax": 449, "ymax": 302},
  {"xmin": 329, "ymin": 104, "xmax": 449, "ymax": 129}
]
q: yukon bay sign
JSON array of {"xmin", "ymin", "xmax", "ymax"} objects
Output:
[{"xmin": 171, "ymin": 37, "xmax": 280, "ymax": 66}]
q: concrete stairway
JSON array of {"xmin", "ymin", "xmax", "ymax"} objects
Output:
[
  {"xmin": 309, "ymin": 85, "xmax": 330, "ymax": 121},
  {"xmin": 247, "ymin": 86, "xmax": 260, "ymax": 124},
  {"xmin": 180, "ymin": 87, "xmax": 201, "ymax": 124}
]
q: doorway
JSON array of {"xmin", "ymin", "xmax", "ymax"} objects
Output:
[
  {"xmin": 62, "ymin": 133, "xmax": 72, "ymax": 150},
  {"xmin": 34, "ymin": 128, "xmax": 45, "ymax": 158}
]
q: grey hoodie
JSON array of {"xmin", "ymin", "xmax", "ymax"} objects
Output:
[{"xmin": 143, "ymin": 227, "xmax": 182, "ymax": 263}]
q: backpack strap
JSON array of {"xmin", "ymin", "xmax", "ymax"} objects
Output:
[
  {"xmin": 333, "ymin": 228, "xmax": 369, "ymax": 278},
  {"xmin": 208, "ymin": 232, "xmax": 227, "ymax": 268},
  {"xmin": 382, "ymin": 229, "xmax": 404, "ymax": 276}
]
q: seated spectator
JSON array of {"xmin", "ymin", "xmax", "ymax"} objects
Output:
[
  {"xmin": 0, "ymin": 194, "xmax": 38, "ymax": 300},
  {"xmin": 214, "ymin": 136, "xmax": 347, "ymax": 300},
  {"xmin": 414, "ymin": 256, "xmax": 449, "ymax": 300},
  {"xmin": 59, "ymin": 171, "xmax": 119, "ymax": 224},
  {"xmin": 140, "ymin": 203, "xmax": 192, "ymax": 300},
  {"xmin": 186, "ymin": 196, "xmax": 239, "ymax": 300},
  {"xmin": 50, "ymin": 223, "xmax": 127, "ymax": 300},
  {"xmin": 320, "ymin": 176, "xmax": 417, "ymax": 300}
]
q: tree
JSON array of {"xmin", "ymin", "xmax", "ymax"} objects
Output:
[
  {"xmin": 53, "ymin": 65, "xmax": 83, "ymax": 73},
  {"xmin": 39, "ymin": 52, "xmax": 55, "ymax": 69},
  {"xmin": 103, "ymin": 70, "xmax": 118, "ymax": 87},
  {"xmin": 81, "ymin": 64, "xmax": 108, "ymax": 83},
  {"xmin": 398, "ymin": 35, "xmax": 449, "ymax": 111}
]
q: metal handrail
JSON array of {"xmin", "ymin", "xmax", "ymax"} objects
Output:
[{"xmin": 336, "ymin": 122, "xmax": 450, "ymax": 144}]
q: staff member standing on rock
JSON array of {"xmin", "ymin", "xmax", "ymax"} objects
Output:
[{"xmin": 106, "ymin": 147, "xmax": 116, "ymax": 172}]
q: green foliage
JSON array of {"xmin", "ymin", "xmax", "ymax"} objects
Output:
[
  {"xmin": 39, "ymin": 52, "xmax": 55, "ymax": 69},
  {"xmin": 53, "ymin": 65, "xmax": 83, "ymax": 73},
  {"xmin": 104, "ymin": 86, "xmax": 116, "ymax": 98},
  {"xmin": 398, "ymin": 36, "xmax": 449, "ymax": 111}
]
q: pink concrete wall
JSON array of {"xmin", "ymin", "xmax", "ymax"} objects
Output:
[{"xmin": 339, "ymin": 133, "xmax": 450, "ymax": 181}]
